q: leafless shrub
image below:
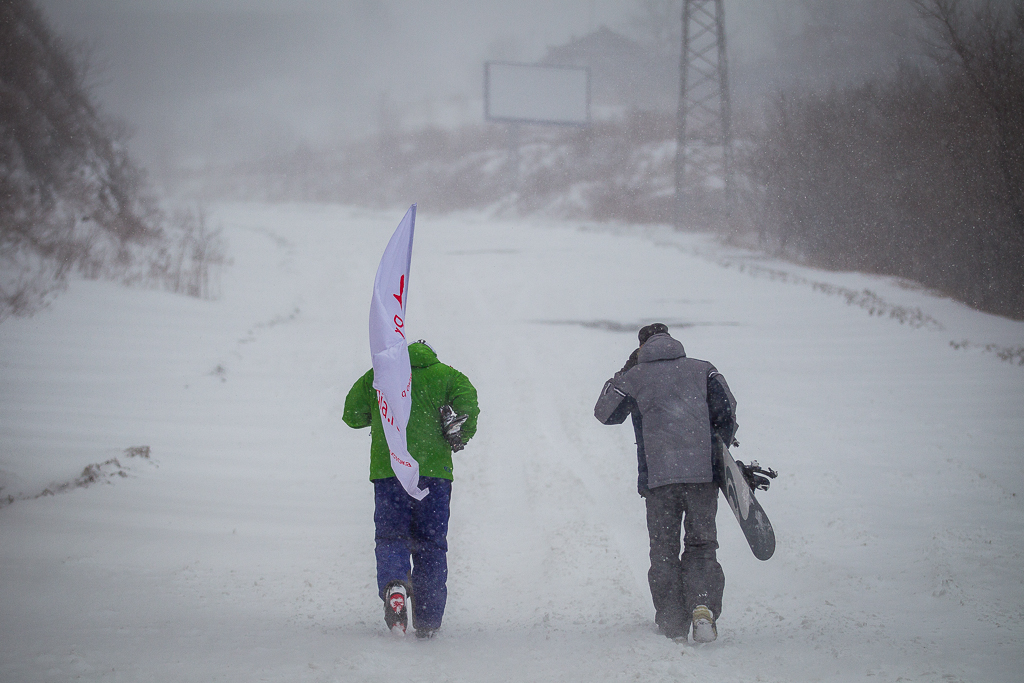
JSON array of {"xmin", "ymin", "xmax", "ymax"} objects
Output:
[
  {"xmin": 1, "ymin": 0, "xmax": 224, "ymax": 322},
  {"xmin": 146, "ymin": 206, "xmax": 225, "ymax": 300},
  {"xmin": 0, "ymin": 445, "xmax": 153, "ymax": 509},
  {"xmin": 193, "ymin": 110, "xmax": 682, "ymax": 225},
  {"xmin": 747, "ymin": 0, "xmax": 1024, "ymax": 319},
  {"xmin": 949, "ymin": 339, "xmax": 1024, "ymax": 364}
]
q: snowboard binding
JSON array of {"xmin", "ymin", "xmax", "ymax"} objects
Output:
[
  {"xmin": 439, "ymin": 404, "xmax": 469, "ymax": 452},
  {"xmin": 735, "ymin": 460, "xmax": 778, "ymax": 492}
]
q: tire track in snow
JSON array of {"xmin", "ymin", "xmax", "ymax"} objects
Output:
[{"xmin": 426, "ymin": 224, "xmax": 651, "ymax": 636}]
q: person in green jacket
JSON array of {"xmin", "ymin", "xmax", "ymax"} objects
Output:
[{"xmin": 343, "ymin": 340, "xmax": 479, "ymax": 638}]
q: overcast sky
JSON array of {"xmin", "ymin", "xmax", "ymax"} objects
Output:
[{"xmin": 35, "ymin": 0, "xmax": 915, "ymax": 179}]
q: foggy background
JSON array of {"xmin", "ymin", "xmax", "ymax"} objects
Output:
[
  {"xmin": 8, "ymin": 0, "xmax": 1021, "ymax": 319},
  {"xmin": 34, "ymin": 0, "xmax": 916, "ymax": 187},
  {"xmin": 5, "ymin": 4, "xmax": 1024, "ymax": 680}
]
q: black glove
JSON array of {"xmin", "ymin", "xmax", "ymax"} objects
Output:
[{"xmin": 439, "ymin": 404, "xmax": 469, "ymax": 452}]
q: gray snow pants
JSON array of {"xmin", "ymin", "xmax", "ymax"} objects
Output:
[{"xmin": 645, "ymin": 482, "xmax": 725, "ymax": 638}]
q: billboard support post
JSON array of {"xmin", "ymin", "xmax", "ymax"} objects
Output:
[{"xmin": 506, "ymin": 122, "xmax": 521, "ymax": 192}]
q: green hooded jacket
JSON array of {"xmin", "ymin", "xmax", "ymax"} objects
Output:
[{"xmin": 343, "ymin": 342, "xmax": 479, "ymax": 481}]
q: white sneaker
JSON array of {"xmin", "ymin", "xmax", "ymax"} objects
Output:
[{"xmin": 691, "ymin": 605, "xmax": 717, "ymax": 643}]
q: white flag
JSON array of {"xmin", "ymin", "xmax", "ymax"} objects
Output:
[{"xmin": 370, "ymin": 205, "xmax": 428, "ymax": 500}]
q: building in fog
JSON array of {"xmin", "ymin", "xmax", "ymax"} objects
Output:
[{"xmin": 541, "ymin": 26, "xmax": 676, "ymax": 116}]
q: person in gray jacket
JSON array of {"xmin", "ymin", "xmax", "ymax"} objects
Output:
[{"xmin": 594, "ymin": 323, "xmax": 737, "ymax": 642}]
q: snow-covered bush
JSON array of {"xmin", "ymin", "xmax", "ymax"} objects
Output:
[{"xmin": 0, "ymin": 0, "xmax": 224, "ymax": 321}]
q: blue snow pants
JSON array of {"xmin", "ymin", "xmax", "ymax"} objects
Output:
[{"xmin": 373, "ymin": 476, "xmax": 452, "ymax": 630}]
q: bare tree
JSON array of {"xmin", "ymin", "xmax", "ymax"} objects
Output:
[
  {"xmin": 912, "ymin": 0, "xmax": 1024, "ymax": 229},
  {"xmin": 746, "ymin": 0, "xmax": 1024, "ymax": 317},
  {"xmin": 1, "ymin": 0, "xmax": 224, "ymax": 320}
]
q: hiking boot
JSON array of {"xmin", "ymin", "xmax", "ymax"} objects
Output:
[
  {"xmin": 383, "ymin": 581, "xmax": 409, "ymax": 636},
  {"xmin": 691, "ymin": 605, "xmax": 717, "ymax": 643}
]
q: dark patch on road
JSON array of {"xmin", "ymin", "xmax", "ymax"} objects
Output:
[{"xmin": 534, "ymin": 320, "xmax": 742, "ymax": 333}]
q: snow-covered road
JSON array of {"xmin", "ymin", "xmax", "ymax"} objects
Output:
[{"xmin": 2, "ymin": 203, "xmax": 1022, "ymax": 682}]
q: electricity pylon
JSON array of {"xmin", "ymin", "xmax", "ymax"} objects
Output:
[{"xmin": 674, "ymin": 0, "xmax": 733, "ymax": 228}]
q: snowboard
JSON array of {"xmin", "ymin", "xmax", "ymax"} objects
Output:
[{"xmin": 713, "ymin": 438, "xmax": 776, "ymax": 561}]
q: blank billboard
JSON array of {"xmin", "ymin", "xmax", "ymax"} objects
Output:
[{"xmin": 485, "ymin": 61, "xmax": 590, "ymax": 126}]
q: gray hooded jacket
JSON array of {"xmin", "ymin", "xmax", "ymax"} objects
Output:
[{"xmin": 594, "ymin": 333, "xmax": 737, "ymax": 488}]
